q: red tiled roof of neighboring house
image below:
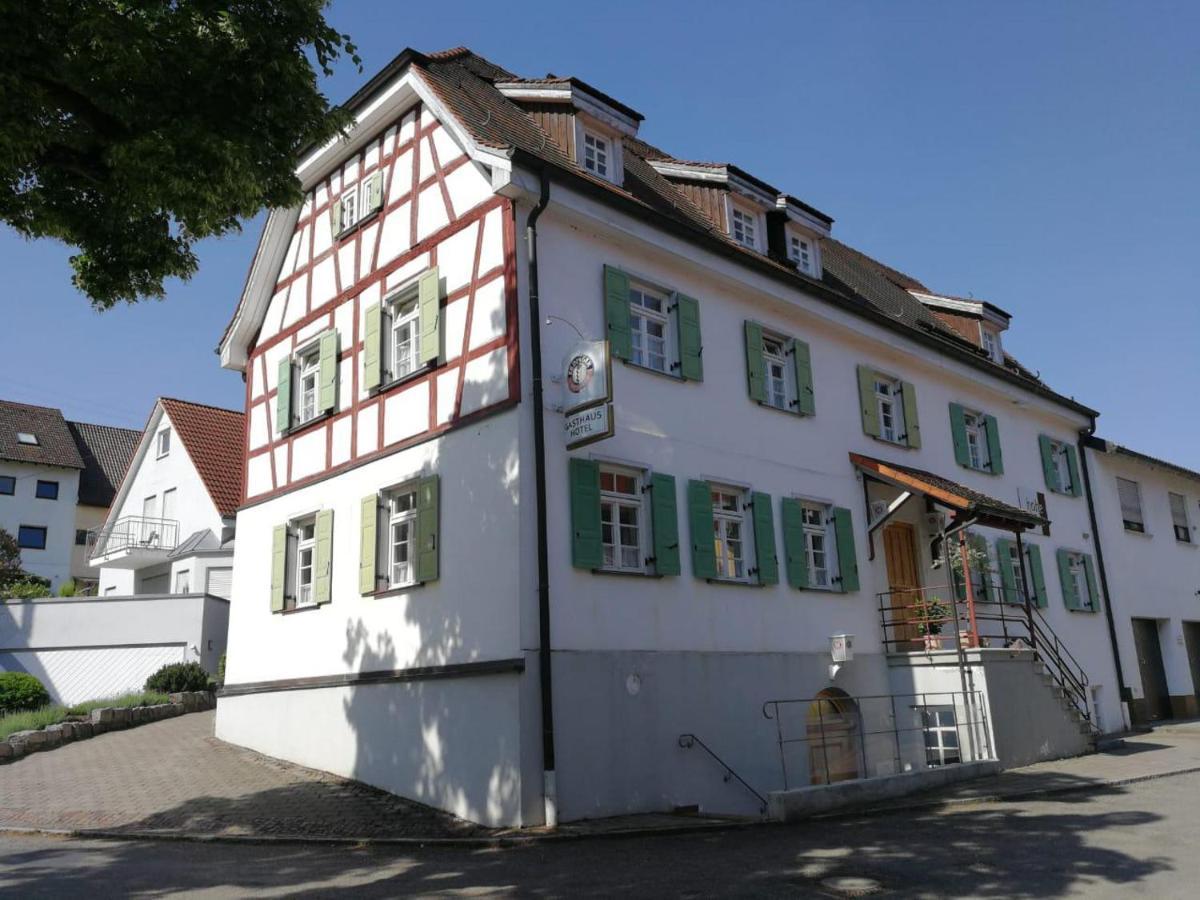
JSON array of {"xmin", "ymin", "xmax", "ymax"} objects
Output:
[
  {"xmin": 159, "ymin": 398, "xmax": 245, "ymax": 518},
  {"xmin": 66, "ymin": 420, "xmax": 140, "ymax": 508},
  {"xmin": 0, "ymin": 399, "xmax": 84, "ymax": 469}
]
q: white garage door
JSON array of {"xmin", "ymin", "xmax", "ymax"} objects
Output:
[{"xmin": 0, "ymin": 644, "xmax": 187, "ymax": 706}]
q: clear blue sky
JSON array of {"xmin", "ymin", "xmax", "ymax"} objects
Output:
[{"xmin": 2, "ymin": 2, "xmax": 1196, "ymax": 463}]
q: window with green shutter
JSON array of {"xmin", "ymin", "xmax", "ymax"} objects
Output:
[
  {"xmin": 780, "ymin": 498, "xmax": 809, "ymax": 589},
  {"xmin": 781, "ymin": 498, "xmax": 839, "ymax": 590},
  {"xmin": 313, "ymin": 509, "xmax": 334, "ymax": 604},
  {"xmin": 270, "ymin": 524, "xmax": 287, "ymax": 612},
  {"xmin": 273, "ymin": 513, "xmax": 327, "ymax": 611},
  {"xmin": 1027, "ymin": 543, "xmax": 1048, "ymax": 608},
  {"xmin": 603, "ymin": 264, "xmax": 703, "ymax": 381},
  {"xmin": 750, "ymin": 491, "xmax": 778, "ymax": 585},
  {"xmin": 746, "ymin": 320, "xmax": 815, "ymax": 416},
  {"xmin": 675, "ymin": 294, "xmax": 703, "ymax": 381},
  {"xmin": 363, "ymin": 477, "xmax": 440, "ymax": 592},
  {"xmin": 687, "ymin": 479, "xmax": 718, "ymax": 580},
  {"xmin": 417, "ymin": 266, "xmax": 442, "ymax": 367},
  {"xmin": 950, "ymin": 404, "xmax": 1001, "ymax": 474},
  {"xmin": 317, "ymin": 330, "xmax": 339, "ymax": 414},
  {"xmin": 568, "ymin": 461, "xmax": 681, "ymax": 577},
  {"xmin": 858, "ymin": 366, "xmax": 916, "ymax": 447},
  {"xmin": 649, "ymin": 472, "xmax": 681, "ymax": 576},
  {"xmin": 1040, "ymin": 435, "xmax": 1081, "ymax": 497},
  {"xmin": 415, "ymin": 476, "xmax": 440, "ymax": 583},
  {"xmin": 569, "ymin": 458, "xmax": 603, "ymax": 570},
  {"xmin": 831, "ymin": 507, "xmax": 859, "ymax": 592},
  {"xmin": 275, "ymin": 357, "xmax": 292, "ymax": 434},
  {"xmin": 1057, "ymin": 548, "xmax": 1098, "ymax": 612},
  {"xmin": 359, "ymin": 494, "xmax": 379, "ymax": 594},
  {"xmin": 603, "ymin": 265, "xmax": 632, "ymax": 361},
  {"xmin": 362, "ymin": 302, "xmax": 383, "ymax": 392}
]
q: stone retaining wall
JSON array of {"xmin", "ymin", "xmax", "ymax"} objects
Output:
[{"xmin": 0, "ymin": 691, "xmax": 214, "ymax": 762}]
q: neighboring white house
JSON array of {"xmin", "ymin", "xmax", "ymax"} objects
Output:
[
  {"xmin": 1083, "ymin": 441, "xmax": 1200, "ymax": 724},
  {"xmin": 93, "ymin": 397, "xmax": 244, "ymax": 600},
  {"xmin": 214, "ymin": 48, "xmax": 1129, "ymax": 828}
]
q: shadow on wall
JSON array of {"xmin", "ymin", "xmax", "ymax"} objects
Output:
[
  {"xmin": 338, "ymin": 309, "xmax": 525, "ymax": 824},
  {"xmin": 0, "ymin": 600, "xmax": 55, "ymax": 699},
  {"xmin": 0, "ymin": 779, "xmax": 1174, "ymax": 896}
]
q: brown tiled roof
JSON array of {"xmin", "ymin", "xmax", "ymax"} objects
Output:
[
  {"xmin": 0, "ymin": 400, "xmax": 83, "ymax": 470},
  {"xmin": 159, "ymin": 398, "xmax": 245, "ymax": 518},
  {"xmin": 66, "ymin": 421, "xmax": 140, "ymax": 508}
]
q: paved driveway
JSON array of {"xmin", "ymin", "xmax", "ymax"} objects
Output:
[{"xmin": 0, "ymin": 710, "xmax": 479, "ymax": 839}]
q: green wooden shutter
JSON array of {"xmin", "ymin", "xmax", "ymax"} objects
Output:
[
  {"xmin": 415, "ymin": 475, "xmax": 440, "ymax": 583},
  {"xmin": 1082, "ymin": 553, "xmax": 1099, "ymax": 611},
  {"xmin": 1039, "ymin": 436, "xmax": 1061, "ymax": 493},
  {"xmin": 687, "ymin": 479, "xmax": 717, "ymax": 579},
  {"xmin": 995, "ymin": 538, "xmax": 1017, "ymax": 604},
  {"xmin": 984, "ymin": 415, "xmax": 1003, "ymax": 474},
  {"xmin": 676, "ymin": 293, "xmax": 703, "ymax": 381},
  {"xmin": 744, "ymin": 320, "xmax": 766, "ymax": 403},
  {"xmin": 314, "ymin": 509, "xmax": 333, "ymax": 605},
  {"xmin": 270, "ymin": 524, "xmax": 287, "ymax": 612},
  {"xmin": 365, "ymin": 171, "xmax": 383, "ymax": 214},
  {"xmin": 969, "ymin": 533, "xmax": 993, "ymax": 603},
  {"xmin": 792, "ymin": 339, "xmax": 815, "ymax": 416},
  {"xmin": 603, "ymin": 265, "xmax": 632, "ymax": 361},
  {"xmin": 359, "ymin": 494, "xmax": 378, "ymax": 594},
  {"xmin": 1027, "ymin": 543, "xmax": 1048, "ymax": 608},
  {"xmin": 650, "ymin": 472, "xmax": 680, "ymax": 576},
  {"xmin": 418, "ymin": 266, "xmax": 442, "ymax": 367},
  {"xmin": 949, "ymin": 403, "xmax": 970, "ymax": 468},
  {"xmin": 1057, "ymin": 549, "xmax": 1080, "ymax": 610},
  {"xmin": 1066, "ymin": 445, "xmax": 1083, "ymax": 497},
  {"xmin": 901, "ymin": 381, "xmax": 921, "ymax": 448},
  {"xmin": 831, "ymin": 507, "xmax": 859, "ymax": 592},
  {"xmin": 276, "ymin": 357, "xmax": 292, "ymax": 433},
  {"xmin": 318, "ymin": 330, "xmax": 339, "ymax": 413},
  {"xmin": 780, "ymin": 498, "xmax": 809, "ymax": 589},
  {"xmin": 569, "ymin": 458, "xmax": 602, "ymax": 570},
  {"xmin": 329, "ymin": 197, "xmax": 342, "ymax": 236},
  {"xmin": 857, "ymin": 366, "xmax": 880, "ymax": 437},
  {"xmin": 363, "ymin": 302, "xmax": 383, "ymax": 391},
  {"xmin": 751, "ymin": 491, "xmax": 778, "ymax": 585}
]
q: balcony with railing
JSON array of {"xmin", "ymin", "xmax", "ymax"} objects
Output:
[{"xmin": 88, "ymin": 516, "xmax": 180, "ymax": 570}]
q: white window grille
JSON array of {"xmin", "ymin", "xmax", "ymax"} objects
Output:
[
  {"xmin": 711, "ymin": 487, "xmax": 746, "ymax": 580},
  {"xmin": 599, "ymin": 467, "xmax": 643, "ymax": 572}
]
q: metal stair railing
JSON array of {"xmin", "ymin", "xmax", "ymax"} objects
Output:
[{"xmin": 678, "ymin": 733, "xmax": 767, "ymax": 814}]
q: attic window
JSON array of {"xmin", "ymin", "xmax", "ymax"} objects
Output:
[
  {"xmin": 17, "ymin": 432, "xmax": 38, "ymax": 446},
  {"xmin": 582, "ymin": 131, "xmax": 610, "ymax": 179},
  {"xmin": 731, "ymin": 208, "xmax": 759, "ymax": 250},
  {"xmin": 980, "ymin": 326, "xmax": 1002, "ymax": 363},
  {"xmin": 788, "ymin": 232, "xmax": 821, "ymax": 277}
]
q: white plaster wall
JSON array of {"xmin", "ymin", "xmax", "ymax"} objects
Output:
[
  {"xmin": 71, "ymin": 503, "xmax": 107, "ymax": 585},
  {"xmin": 1088, "ymin": 449, "xmax": 1200, "ymax": 706},
  {"xmin": 221, "ymin": 410, "xmax": 522, "ymax": 686},
  {"xmin": 532, "ymin": 192, "xmax": 1121, "ymax": 729},
  {"xmin": 0, "ymin": 461, "xmax": 81, "ymax": 592},
  {"xmin": 0, "ymin": 593, "xmax": 229, "ymax": 704}
]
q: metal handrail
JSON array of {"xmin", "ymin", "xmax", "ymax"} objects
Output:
[
  {"xmin": 89, "ymin": 515, "xmax": 181, "ymax": 558},
  {"xmin": 678, "ymin": 733, "xmax": 767, "ymax": 814}
]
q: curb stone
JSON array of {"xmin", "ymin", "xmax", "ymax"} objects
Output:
[{"xmin": 3, "ymin": 764, "xmax": 1199, "ymax": 848}]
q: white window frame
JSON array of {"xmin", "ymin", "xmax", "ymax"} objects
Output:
[
  {"xmin": 730, "ymin": 205, "xmax": 761, "ymax": 251},
  {"xmin": 582, "ymin": 130, "xmax": 610, "ymax": 179},
  {"xmin": 1067, "ymin": 551, "xmax": 1095, "ymax": 611},
  {"xmin": 627, "ymin": 280, "xmax": 675, "ymax": 374},
  {"xmin": 962, "ymin": 409, "xmax": 991, "ymax": 471},
  {"xmin": 762, "ymin": 334, "xmax": 794, "ymax": 412},
  {"xmin": 385, "ymin": 284, "xmax": 421, "ymax": 383},
  {"xmin": 383, "ymin": 485, "xmax": 419, "ymax": 589},
  {"xmin": 1050, "ymin": 440, "xmax": 1074, "ymax": 493},
  {"xmin": 1116, "ymin": 477, "xmax": 1145, "ymax": 533},
  {"xmin": 291, "ymin": 514, "xmax": 318, "ymax": 609},
  {"xmin": 711, "ymin": 485, "xmax": 750, "ymax": 582},
  {"xmin": 598, "ymin": 465, "xmax": 645, "ymax": 574},
  {"xmin": 1004, "ymin": 543, "xmax": 1032, "ymax": 605},
  {"xmin": 787, "ymin": 230, "xmax": 820, "ymax": 276},
  {"xmin": 295, "ymin": 344, "xmax": 321, "ymax": 426},
  {"xmin": 339, "ymin": 186, "xmax": 359, "ymax": 234},
  {"xmin": 1169, "ymin": 492, "xmax": 1191, "ymax": 543},
  {"xmin": 922, "ymin": 706, "xmax": 962, "ymax": 767},
  {"xmin": 799, "ymin": 500, "xmax": 839, "ymax": 590},
  {"xmin": 874, "ymin": 376, "xmax": 906, "ymax": 444},
  {"xmin": 156, "ymin": 428, "xmax": 171, "ymax": 458},
  {"xmin": 174, "ymin": 570, "xmax": 190, "ymax": 594},
  {"xmin": 573, "ymin": 118, "xmax": 623, "ymax": 185},
  {"xmin": 980, "ymin": 325, "xmax": 1002, "ymax": 363}
]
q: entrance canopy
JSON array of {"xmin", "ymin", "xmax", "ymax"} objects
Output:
[{"xmin": 851, "ymin": 452, "xmax": 1047, "ymax": 551}]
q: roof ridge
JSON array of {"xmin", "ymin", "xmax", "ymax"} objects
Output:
[{"xmin": 159, "ymin": 396, "xmax": 244, "ymax": 417}]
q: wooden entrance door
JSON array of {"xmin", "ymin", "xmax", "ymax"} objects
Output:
[
  {"xmin": 883, "ymin": 523, "xmax": 922, "ymax": 648},
  {"xmin": 1132, "ymin": 618, "xmax": 1173, "ymax": 722}
]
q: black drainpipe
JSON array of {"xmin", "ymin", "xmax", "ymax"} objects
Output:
[
  {"xmin": 526, "ymin": 170, "xmax": 557, "ymax": 824},
  {"xmin": 1078, "ymin": 418, "xmax": 1130, "ymax": 728}
]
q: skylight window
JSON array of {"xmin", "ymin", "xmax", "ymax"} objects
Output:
[{"xmin": 17, "ymin": 432, "xmax": 38, "ymax": 445}]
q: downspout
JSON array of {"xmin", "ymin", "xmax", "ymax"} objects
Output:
[
  {"xmin": 526, "ymin": 170, "xmax": 557, "ymax": 825},
  {"xmin": 1078, "ymin": 417, "xmax": 1130, "ymax": 731}
]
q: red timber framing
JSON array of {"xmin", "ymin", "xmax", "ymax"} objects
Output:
[{"xmin": 240, "ymin": 102, "xmax": 520, "ymax": 509}]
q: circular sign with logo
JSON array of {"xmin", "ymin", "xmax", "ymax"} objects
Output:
[{"xmin": 566, "ymin": 353, "xmax": 596, "ymax": 394}]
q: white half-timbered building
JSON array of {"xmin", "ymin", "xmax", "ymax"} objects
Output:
[{"xmin": 216, "ymin": 47, "xmax": 1141, "ymax": 827}]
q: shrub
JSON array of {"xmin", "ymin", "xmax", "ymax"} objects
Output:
[
  {"xmin": 2, "ymin": 578, "xmax": 52, "ymax": 600},
  {"xmin": 144, "ymin": 662, "xmax": 210, "ymax": 693},
  {"xmin": 58, "ymin": 578, "xmax": 77, "ymax": 597},
  {"xmin": 217, "ymin": 653, "xmax": 226, "ymax": 687},
  {"xmin": 0, "ymin": 672, "xmax": 51, "ymax": 713}
]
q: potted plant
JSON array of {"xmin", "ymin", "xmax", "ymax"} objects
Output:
[{"xmin": 911, "ymin": 596, "xmax": 951, "ymax": 650}]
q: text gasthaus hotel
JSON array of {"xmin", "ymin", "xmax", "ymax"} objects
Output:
[{"xmin": 215, "ymin": 47, "xmax": 1124, "ymax": 827}]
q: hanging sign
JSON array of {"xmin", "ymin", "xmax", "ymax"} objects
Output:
[
  {"xmin": 565, "ymin": 403, "xmax": 614, "ymax": 450},
  {"xmin": 562, "ymin": 340, "xmax": 611, "ymax": 415}
]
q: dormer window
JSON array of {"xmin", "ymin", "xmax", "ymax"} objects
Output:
[
  {"xmin": 788, "ymin": 232, "xmax": 822, "ymax": 277},
  {"xmin": 980, "ymin": 326, "xmax": 1002, "ymax": 363},
  {"xmin": 731, "ymin": 207, "xmax": 759, "ymax": 250},
  {"xmin": 17, "ymin": 432, "xmax": 38, "ymax": 446},
  {"xmin": 582, "ymin": 131, "xmax": 610, "ymax": 179}
]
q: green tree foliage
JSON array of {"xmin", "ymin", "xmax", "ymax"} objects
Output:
[
  {"xmin": 0, "ymin": 0, "xmax": 359, "ymax": 307},
  {"xmin": 0, "ymin": 672, "xmax": 51, "ymax": 714},
  {"xmin": 0, "ymin": 529, "xmax": 23, "ymax": 590}
]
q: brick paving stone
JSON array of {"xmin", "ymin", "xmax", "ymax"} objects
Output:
[{"xmin": 0, "ymin": 711, "xmax": 483, "ymax": 839}]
